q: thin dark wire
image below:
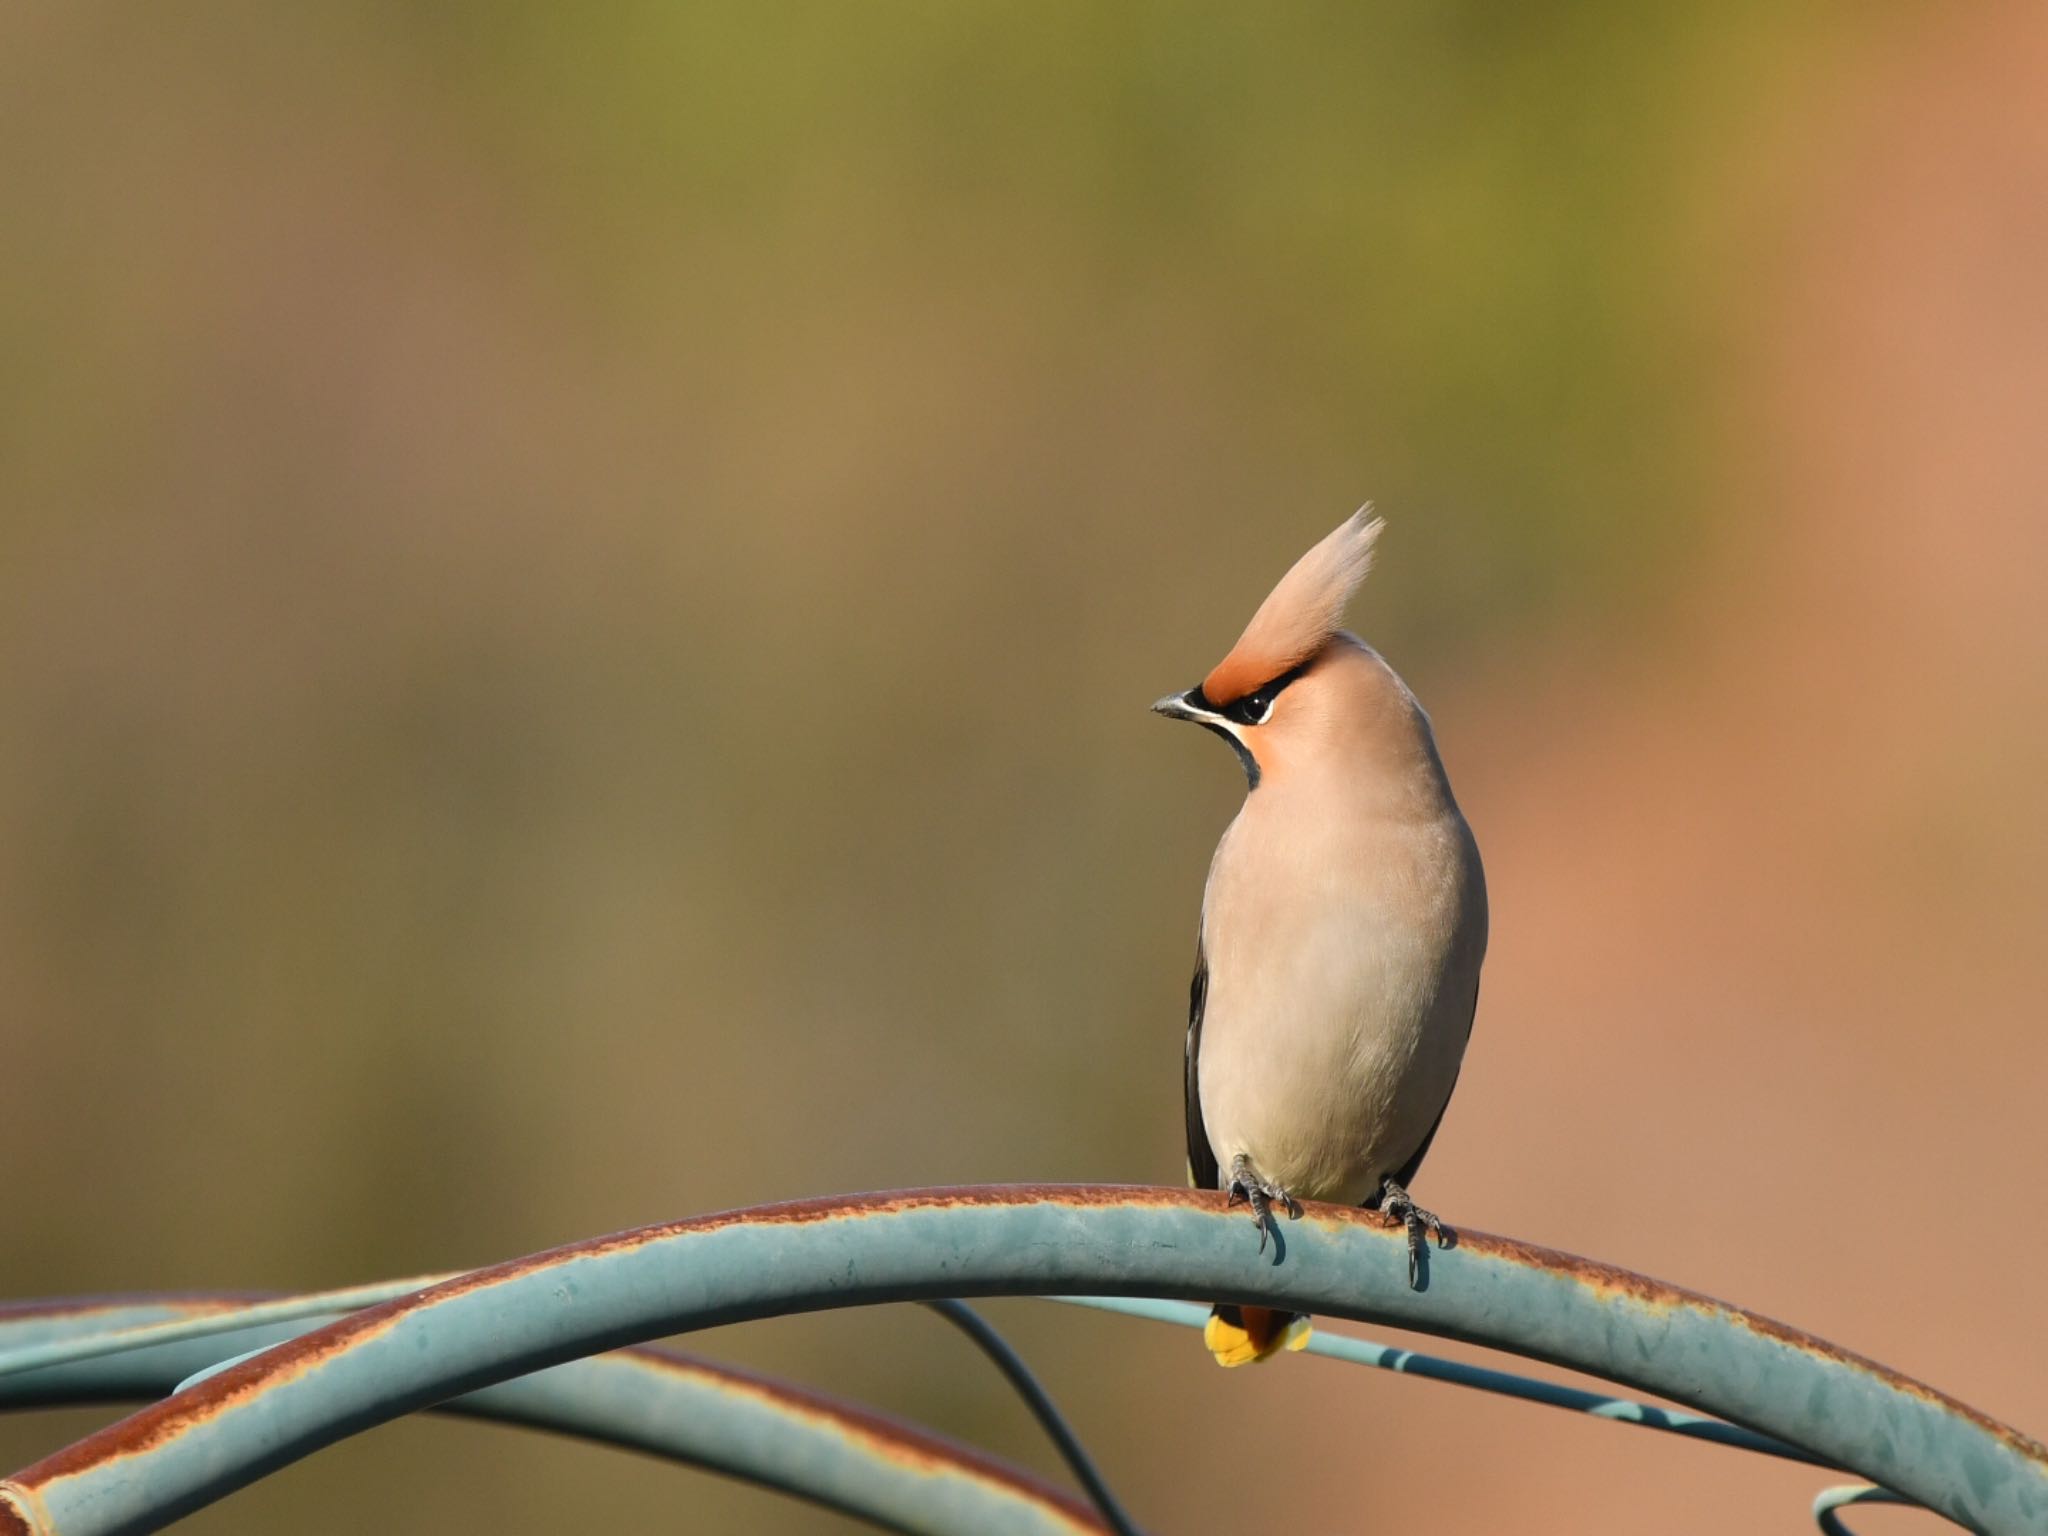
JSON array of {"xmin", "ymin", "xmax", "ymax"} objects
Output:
[
  {"xmin": 923, "ymin": 1299, "xmax": 1146, "ymax": 1536},
  {"xmin": 1049, "ymin": 1294, "xmax": 1832, "ymax": 1465}
]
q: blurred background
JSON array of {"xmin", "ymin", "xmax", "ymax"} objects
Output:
[{"xmin": 3, "ymin": 3, "xmax": 2044, "ymax": 1530}]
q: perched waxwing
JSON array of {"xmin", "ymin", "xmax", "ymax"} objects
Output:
[{"xmin": 1154, "ymin": 510, "xmax": 1487, "ymax": 1366}]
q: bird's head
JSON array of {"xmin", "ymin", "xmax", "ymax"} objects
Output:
[{"xmin": 1152, "ymin": 508, "xmax": 1384, "ymax": 791}]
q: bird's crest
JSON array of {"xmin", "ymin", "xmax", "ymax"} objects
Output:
[{"xmin": 1202, "ymin": 508, "xmax": 1383, "ymax": 705}]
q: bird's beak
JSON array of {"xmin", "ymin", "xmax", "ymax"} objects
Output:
[
  {"xmin": 1152, "ymin": 688, "xmax": 1219, "ymax": 724},
  {"xmin": 1155, "ymin": 683, "xmax": 1260, "ymax": 786}
]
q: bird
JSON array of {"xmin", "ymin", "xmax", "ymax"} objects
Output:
[{"xmin": 1153, "ymin": 509, "xmax": 1488, "ymax": 1366}]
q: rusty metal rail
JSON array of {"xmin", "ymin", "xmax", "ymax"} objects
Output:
[
  {"xmin": 0, "ymin": 1294, "xmax": 1106, "ymax": 1535},
  {"xmin": 1, "ymin": 1185, "xmax": 2040, "ymax": 1533}
]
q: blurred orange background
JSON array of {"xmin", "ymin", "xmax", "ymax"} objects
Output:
[{"xmin": 2, "ymin": 4, "xmax": 2043, "ymax": 1531}]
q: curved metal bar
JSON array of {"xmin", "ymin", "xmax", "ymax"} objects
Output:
[
  {"xmin": 1051, "ymin": 1294, "xmax": 1832, "ymax": 1466},
  {"xmin": 0, "ymin": 1293, "xmax": 1140, "ymax": 1535},
  {"xmin": 1, "ymin": 1186, "xmax": 2040, "ymax": 1535},
  {"xmin": 1812, "ymin": 1483, "xmax": 1910, "ymax": 1536},
  {"xmin": 0, "ymin": 1285, "xmax": 1839, "ymax": 1473},
  {"xmin": 924, "ymin": 1301, "xmax": 1145, "ymax": 1536},
  {"xmin": 0, "ymin": 1284, "xmax": 444, "ymax": 1383},
  {"xmin": 0, "ymin": 1296, "xmax": 1105, "ymax": 1536}
]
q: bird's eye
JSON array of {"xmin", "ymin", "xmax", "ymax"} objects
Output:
[
  {"xmin": 1227, "ymin": 660, "xmax": 1314, "ymax": 725},
  {"xmin": 1229, "ymin": 688, "xmax": 1276, "ymax": 726}
]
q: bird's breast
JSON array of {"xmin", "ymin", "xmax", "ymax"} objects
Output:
[{"xmin": 1195, "ymin": 801, "xmax": 1484, "ymax": 1205}]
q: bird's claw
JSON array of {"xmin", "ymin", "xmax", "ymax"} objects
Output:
[
  {"xmin": 1379, "ymin": 1178, "xmax": 1449, "ymax": 1290},
  {"xmin": 1227, "ymin": 1154, "xmax": 1302, "ymax": 1254}
]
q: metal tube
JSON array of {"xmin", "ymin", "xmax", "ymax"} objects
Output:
[
  {"xmin": 0, "ymin": 1295, "xmax": 1105, "ymax": 1536},
  {"xmin": 1051, "ymin": 1294, "xmax": 1828, "ymax": 1466},
  {"xmin": 2, "ymin": 1186, "xmax": 2039, "ymax": 1534},
  {"xmin": 1812, "ymin": 1483, "xmax": 1908, "ymax": 1535}
]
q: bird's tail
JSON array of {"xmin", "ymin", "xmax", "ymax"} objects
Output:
[{"xmin": 1203, "ymin": 1304, "xmax": 1312, "ymax": 1367}]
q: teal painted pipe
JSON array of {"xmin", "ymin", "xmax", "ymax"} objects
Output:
[
  {"xmin": 1052, "ymin": 1295, "xmax": 1830, "ymax": 1467},
  {"xmin": 0, "ymin": 1285, "xmax": 438, "ymax": 1384},
  {"xmin": 0, "ymin": 1286, "xmax": 1840, "ymax": 1474},
  {"xmin": 0, "ymin": 1296, "xmax": 1105, "ymax": 1536},
  {"xmin": 0, "ymin": 1285, "xmax": 1856, "ymax": 1476},
  {"xmin": 2, "ymin": 1186, "xmax": 2041, "ymax": 1534},
  {"xmin": 1812, "ymin": 1483, "xmax": 1908, "ymax": 1535}
]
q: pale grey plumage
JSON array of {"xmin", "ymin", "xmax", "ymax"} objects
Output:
[
  {"xmin": 1155, "ymin": 513, "xmax": 1486, "ymax": 1356},
  {"xmin": 1193, "ymin": 636, "xmax": 1485, "ymax": 1207}
]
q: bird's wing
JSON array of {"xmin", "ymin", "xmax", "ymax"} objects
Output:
[
  {"xmin": 1387, "ymin": 1068, "xmax": 1457, "ymax": 1194},
  {"xmin": 1184, "ymin": 938, "xmax": 1220, "ymax": 1192},
  {"xmin": 1383, "ymin": 977, "xmax": 1480, "ymax": 1197}
]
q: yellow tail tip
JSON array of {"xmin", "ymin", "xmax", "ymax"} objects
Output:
[{"xmin": 1204, "ymin": 1306, "xmax": 1312, "ymax": 1367}]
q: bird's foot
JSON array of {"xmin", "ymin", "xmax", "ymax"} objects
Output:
[
  {"xmin": 1378, "ymin": 1178, "xmax": 1449, "ymax": 1290},
  {"xmin": 1226, "ymin": 1154, "xmax": 1303, "ymax": 1255}
]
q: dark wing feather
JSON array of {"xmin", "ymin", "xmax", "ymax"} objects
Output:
[
  {"xmin": 1381, "ymin": 978, "xmax": 1481, "ymax": 1199},
  {"xmin": 1184, "ymin": 938, "xmax": 1220, "ymax": 1192},
  {"xmin": 1386, "ymin": 1068, "xmax": 1457, "ymax": 1194}
]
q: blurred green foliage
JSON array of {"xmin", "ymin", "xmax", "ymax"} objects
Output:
[{"xmin": 0, "ymin": 4, "xmax": 1835, "ymax": 1530}]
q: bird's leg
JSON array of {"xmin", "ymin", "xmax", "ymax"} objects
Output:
[
  {"xmin": 1377, "ymin": 1178, "xmax": 1449, "ymax": 1290},
  {"xmin": 1226, "ymin": 1153, "xmax": 1303, "ymax": 1254}
]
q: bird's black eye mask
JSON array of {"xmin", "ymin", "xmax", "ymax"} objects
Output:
[
  {"xmin": 1185, "ymin": 657, "xmax": 1314, "ymax": 728},
  {"xmin": 1177, "ymin": 659, "xmax": 1313, "ymax": 789}
]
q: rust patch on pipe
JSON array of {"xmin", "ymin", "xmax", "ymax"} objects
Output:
[
  {"xmin": 0, "ymin": 1481, "xmax": 48, "ymax": 1535},
  {"xmin": 0, "ymin": 1295, "xmax": 266, "ymax": 1327},
  {"xmin": 1728, "ymin": 1305, "xmax": 2048, "ymax": 1462}
]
